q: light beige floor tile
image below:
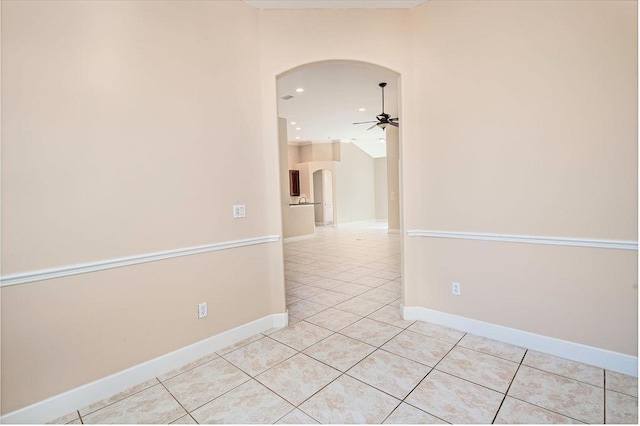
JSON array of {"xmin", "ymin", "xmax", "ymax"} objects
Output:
[
  {"xmin": 257, "ymin": 353, "xmax": 341, "ymax": 405},
  {"xmin": 286, "ymin": 294, "xmax": 302, "ymax": 305},
  {"xmin": 360, "ymin": 288, "xmax": 401, "ymax": 304},
  {"xmin": 331, "ymin": 282, "xmax": 373, "ymax": 296},
  {"xmin": 299, "ymin": 374, "xmax": 400, "ymax": 424},
  {"xmin": 216, "ymin": 334, "xmax": 264, "ymax": 356},
  {"xmin": 48, "ymin": 411, "xmax": 79, "ymax": 424},
  {"xmin": 494, "ymin": 396, "xmax": 582, "ymax": 424},
  {"xmin": 287, "ymin": 299, "xmax": 330, "ymax": 320},
  {"xmin": 340, "ymin": 318, "xmax": 403, "ymax": 347},
  {"xmin": 307, "ymin": 290, "xmax": 353, "ymax": 306},
  {"xmin": 222, "ymin": 337, "xmax": 297, "ymax": 376},
  {"xmin": 381, "ymin": 330, "xmax": 454, "ymax": 367},
  {"xmin": 353, "ymin": 276, "xmax": 391, "ymax": 287},
  {"xmin": 408, "ymin": 321, "xmax": 465, "ymax": 344},
  {"xmin": 191, "ymin": 380, "xmax": 294, "ymax": 424},
  {"xmin": 330, "ymin": 271, "xmax": 363, "ymax": 282},
  {"xmin": 288, "ymin": 315, "xmax": 301, "ymax": 326},
  {"xmin": 436, "ymin": 346, "xmax": 519, "ymax": 393},
  {"xmin": 286, "ymin": 285, "xmax": 325, "ymax": 300},
  {"xmin": 288, "ymin": 273, "xmax": 322, "ymax": 285},
  {"xmin": 158, "ymin": 353, "xmax": 220, "ymax": 381},
  {"xmin": 170, "ymin": 414, "xmax": 197, "ymax": 424},
  {"xmin": 349, "ymin": 266, "xmax": 381, "ymax": 276},
  {"xmin": 377, "ymin": 281, "xmax": 402, "ymax": 293},
  {"xmin": 269, "ymin": 321, "xmax": 333, "ymax": 351},
  {"xmin": 457, "ymin": 334, "xmax": 526, "ymax": 363},
  {"xmin": 82, "ymin": 384, "xmax": 186, "ymax": 424},
  {"xmin": 163, "ymin": 357, "xmax": 249, "ymax": 411},
  {"xmin": 406, "ymin": 370, "xmax": 503, "ymax": 424},
  {"xmin": 305, "ymin": 307, "xmax": 362, "ymax": 331},
  {"xmin": 79, "ymin": 378, "xmax": 160, "ymax": 416},
  {"xmin": 383, "ymin": 403, "xmax": 447, "ymax": 424},
  {"xmin": 347, "ymin": 350, "xmax": 431, "ymax": 399},
  {"xmin": 606, "ymin": 390, "xmax": 638, "ymax": 424},
  {"xmin": 309, "ymin": 278, "xmax": 346, "ymax": 290},
  {"xmin": 276, "ymin": 409, "xmax": 319, "ymax": 424},
  {"xmin": 367, "ymin": 305, "xmax": 415, "ymax": 328},
  {"xmin": 508, "ymin": 365, "xmax": 604, "ymax": 423},
  {"xmin": 370, "ymin": 269, "xmax": 401, "ymax": 281},
  {"xmin": 303, "ymin": 333, "xmax": 376, "ymax": 372},
  {"xmin": 606, "ymin": 370, "xmax": 638, "ymax": 397},
  {"xmin": 387, "ymin": 297, "xmax": 402, "ymax": 307},
  {"xmin": 335, "ymin": 297, "xmax": 385, "ymax": 316},
  {"xmin": 523, "ymin": 350, "xmax": 604, "ymax": 387}
]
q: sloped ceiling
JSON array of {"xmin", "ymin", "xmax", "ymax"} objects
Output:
[{"xmin": 277, "ymin": 61, "xmax": 399, "ymax": 158}]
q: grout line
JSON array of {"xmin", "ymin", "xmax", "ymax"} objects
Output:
[
  {"xmin": 157, "ymin": 380, "xmax": 192, "ymax": 422},
  {"xmin": 76, "ymin": 410, "xmax": 83, "ymax": 424},
  {"xmin": 603, "ymin": 369, "xmax": 607, "ymax": 424},
  {"xmin": 490, "ymin": 349, "xmax": 526, "ymax": 424}
]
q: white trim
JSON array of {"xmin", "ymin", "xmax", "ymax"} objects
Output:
[
  {"xmin": 1, "ymin": 235, "xmax": 281, "ymax": 287},
  {"xmin": 336, "ymin": 220, "xmax": 380, "ymax": 228},
  {"xmin": 407, "ymin": 230, "xmax": 638, "ymax": 251},
  {"xmin": 283, "ymin": 234, "xmax": 315, "ymax": 243},
  {"xmin": 0, "ymin": 312, "xmax": 288, "ymax": 424},
  {"xmin": 403, "ymin": 306, "xmax": 638, "ymax": 377}
]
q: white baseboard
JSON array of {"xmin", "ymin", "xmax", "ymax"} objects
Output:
[
  {"xmin": 403, "ymin": 306, "xmax": 637, "ymax": 377},
  {"xmin": 283, "ymin": 233, "xmax": 315, "ymax": 243},
  {"xmin": 1, "ymin": 312, "xmax": 288, "ymax": 424}
]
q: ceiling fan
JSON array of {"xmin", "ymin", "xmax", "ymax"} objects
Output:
[{"xmin": 353, "ymin": 82, "xmax": 399, "ymax": 131}]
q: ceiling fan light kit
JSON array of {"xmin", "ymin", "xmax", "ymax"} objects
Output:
[{"xmin": 353, "ymin": 82, "xmax": 399, "ymax": 132}]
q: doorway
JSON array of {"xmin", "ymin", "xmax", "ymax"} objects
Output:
[{"xmin": 312, "ymin": 169, "xmax": 334, "ymax": 226}]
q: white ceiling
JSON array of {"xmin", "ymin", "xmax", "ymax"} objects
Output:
[
  {"xmin": 277, "ymin": 61, "xmax": 399, "ymax": 158},
  {"xmin": 243, "ymin": 1, "xmax": 427, "ymax": 9}
]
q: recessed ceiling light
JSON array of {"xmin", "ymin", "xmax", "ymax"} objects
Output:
[
  {"xmin": 296, "ymin": 127, "xmax": 301, "ymax": 130},
  {"xmin": 339, "ymin": 139, "xmax": 349, "ymax": 143},
  {"xmin": 351, "ymin": 138, "xmax": 357, "ymax": 141},
  {"xmin": 295, "ymin": 88, "xmax": 304, "ymax": 93},
  {"xmin": 295, "ymin": 136, "xmax": 300, "ymax": 140},
  {"xmin": 358, "ymin": 108, "xmax": 366, "ymax": 112},
  {"xmin": 290, "ymin": 121, "xmax": 296, "ymax": 125},
  {"xmin": 379, "ymin": 138, "xmax": 386, "ymax": 143}
]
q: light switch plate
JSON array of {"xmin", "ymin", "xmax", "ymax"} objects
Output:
[{"xmin": 233, "ymin": 204, "xmax": 246, "ymax": 218}]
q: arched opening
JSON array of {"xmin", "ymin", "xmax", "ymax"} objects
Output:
[{"xmin": 276, "ymin": 59, "xmax": 404, "ymax": 321}]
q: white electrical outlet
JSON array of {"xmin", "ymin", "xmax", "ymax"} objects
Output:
[
  {"xmin": 233, "ymin": 204, "xmax": 246, "ymax": 219},
  {"xmin": 452, "ymin": 282, "xmax": 461, "ymax": 296},
  {"xmin": 198, "ymin": 302, "xmax": 208, "ymax": 319}
]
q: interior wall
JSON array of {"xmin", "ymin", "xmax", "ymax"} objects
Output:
[
  {"xmin": 335, "ymin": 143, "xmax": 377, "ymax": 225},
  {"xmin": 374, "ymin": 158, "xmax": 388, "ymax": 221},
  {"xmin": 1, "ymin": 0, "xmax": 286, "ymax": 414},
  {"xmin": 385, "ymin": 127, "xmax": 400, "ymax": 230},
  {"xmin": 404, "ymin": 0, "xmax": 638, "ymax": 355}
]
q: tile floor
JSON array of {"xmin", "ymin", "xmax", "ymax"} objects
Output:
[{"xmin": 50, "ymin": 225, "xmax": 638, "ymax": 424}]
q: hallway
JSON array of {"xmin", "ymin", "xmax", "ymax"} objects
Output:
[{"xmin": 51, "ymin": 226, "xmax": 636, "ymax": 424}]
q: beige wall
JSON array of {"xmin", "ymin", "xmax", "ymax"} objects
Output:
[
  {"xmin": 280, "ymin": 119, "xmax": 315, "ymax": 238},
  {"xmin": 404, "ymin": 1, "xmax": 637, "ymax": 355},
  {"xmin": 335, "ymin": 143, "xmax": 376, "ymax": 224},
  {"xmin": 374, "ymin": 158, "xmax": 388, "ymax": 221},
  {"xmin": 386, "ymin": 127, "xmax": 400, "ymax": 230},
  {"xmin": 1, "ymin": 0, "xmax": 285, "ymax": 413},
  {"xmin": 1, "ymin": 0, "xmax": 637, "ymax": 416},
  {"xmin": 287, "ymin": 145, "xmax": 300, "ymax": 169}
]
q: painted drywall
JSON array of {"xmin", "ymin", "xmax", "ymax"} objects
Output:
[
  {"xmin": 386, "ymin": 127, "xmax": 400, "ymax": 230},
  {"xmin": 1, "ymin": 0, "xmax": 286, "ymax": 414},
  {"xmin": 1, "ymin": 0, "xmax": 637, "ymax": 417},
  {"xmin": 335, "ymin": 143, "xmax": 376, "ymax": 224},
  {"xmin": 404, "ymin": 1, "xmax": 637, "ymax": 355},
  {"xmin": 287, "ymin": 145, "xmax": 301, "ymax": 168},
  {"xmin": 374, "ymin": 158, "xmax": 388, "ymax": 221},
  {"xmin": 279, "ymin": 119, "xmax": 315, "ymax": 238}
]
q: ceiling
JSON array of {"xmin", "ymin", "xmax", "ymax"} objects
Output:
[
  {"xmin": 243, "ymin": 1, "xmax": 427, "ymax": 9},
  {"xmin": 277, "ymin": 61, "xmax": 399, "ymax": 158}
]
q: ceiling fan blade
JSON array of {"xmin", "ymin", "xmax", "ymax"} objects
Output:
[
  {"xmin": 367, "ymin": 124, "xmax": 377, "ymax": 130},
  {"xmin": 390, "ymin": 118, "xmax": 399, "ymax": 121},
  {"xmin": 388, "ymin": 121, "xmax": 399, "ymax": 127},
  {"xmin": 353, "ymin": 120, "xmax": 378, "ymax": 125}
]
